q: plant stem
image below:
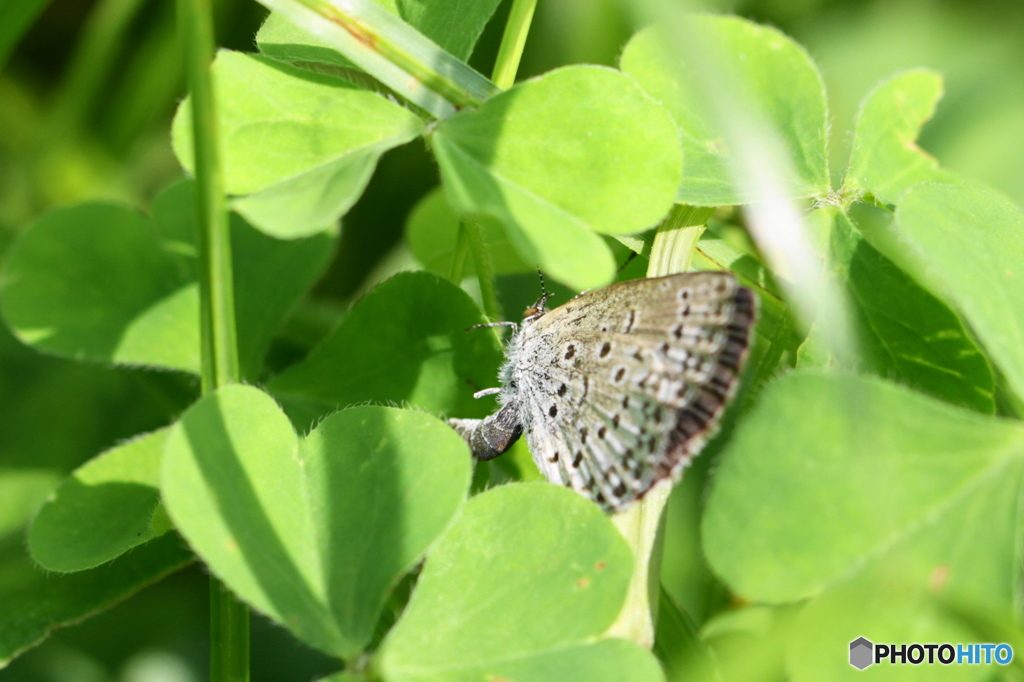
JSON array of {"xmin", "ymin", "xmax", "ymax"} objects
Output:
[
  {"xmin": 463, "ymin": 216, "xmax": 501, "ymax": 323},
  {"xmin": 210, "ymin": 579, "xmax": 250, "ymax": 680},
  {"xmin": 491, "ymin": 0, "xmax": 537, "ymax": 89},
  {"xmin": 605, "ymin": 204, "xmax": 712, "ymax": 648},
  {"xmin": 178, "ymin": 0, "xmax": 247, "ymax": 678},
  {"xmin": 449, "ymin": 222, "xmax": 470, "ymax": 283},
  {"xmin": 448, "ymin": 0, "xmax": 539, "ymax": 329},
  {"xmin": 179, "ymin": 0, "xmax": 240, "ymax": 391}
]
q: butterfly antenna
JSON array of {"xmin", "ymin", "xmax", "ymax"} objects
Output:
[
  {"xmin": 536, "ymin": 268, "xmax": 553, "ymax": 307},
  {"xmin": 466, "ymin": 320, "xmax": 519, "ymax": 334}
]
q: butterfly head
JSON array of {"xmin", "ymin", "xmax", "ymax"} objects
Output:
[
  {"xmin": 521, "ymin": 269, "xmax": 553, "ymax": 325},
  {"xmin": 522, "ymin": 292, "xmax": 553, "ymax": 325}
]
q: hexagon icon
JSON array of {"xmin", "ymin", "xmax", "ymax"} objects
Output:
[{"xmin": 850, "ymin": 637, "xmax": 874, "ymax": 670}]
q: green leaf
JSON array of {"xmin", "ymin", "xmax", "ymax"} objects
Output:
[
  {"xmin": 257, "ymin": 0, "xmax": 502, "ymax": 66},
  {"xmin": 787, "ymin": 458, "xmax": 1020, "ymax": 682},
  {"xmin": 405, "ymin": 187, "xmax": 529, "ymax": 277},
  {"xmin": 1, "ymin": 202, "xmax": 198, "ymax": 371},
  {"xmin": 172, "ymin": 51, "xmax": 423, "ymax": 238},
  {"xmin": 154, "ymin": 180, "xmax": 336, "ymax": 378},
  {"xmin": 161, "ymin": 385, "xmax": 470, "ymax": 659},
  {"xmin": 0, "ymin": 533, "xmax": 192, "ymax": 666},
  {"xmin": 378, "ymin": 483, "xmax": 663, "ymax": 682},
  {"xmin": 814, "ymin": 210, "xmax": 994, "ymax": 412},
  {"xmin": 703, "ymin": 372, "xmax": 1024, "ymax": 603},
  {"xmin": 268, "ymin": 271, "xmax": 503, "ymax": 427},
  {"xmin": 843, "ymin": 69, "xmax": 961, "ymax": 205},
  {"xmin": 894, "ymin": 184, "xmax": 1024, "ymax": 401},
  {"xmin": 29, "ymin": 429, "xmax": 167, "ymax": 573},
  {"xmin": 0, "ymin": 181, "xmax": 333, "ymax": 377},
  {"xmin": 431, "ymin": 65, "xmax": 681, "ymax": 291},
  {"xmin": 620, "ymin": 17, "xmax": 830, "ymax": 206}
]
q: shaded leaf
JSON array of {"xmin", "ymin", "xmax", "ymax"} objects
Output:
[
  {"xmin": 162, "ymin": 385, "xmax": 470, "ymax": 659},
  {"xmin": 268, "ymin": 271, "xmax": 503, "ymax": 427},
  {"xmin": 29, "ymin": 429, "xmax": 167, "ymax": 573},
  {"xmin": 894, "ymin": 184, "xmax": 1024, "ymax": 401},
  {"xmin": 0, "ymin": 534, "xmax": 191, "ymax": 666},
  {"xmin": 809, "ymin": 210, "xmax": 995, "ymax": 412}
]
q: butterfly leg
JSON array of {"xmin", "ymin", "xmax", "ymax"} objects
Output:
[{"xmin": 448, "ymin": 401, "xmax": 523, "ymax": 461}]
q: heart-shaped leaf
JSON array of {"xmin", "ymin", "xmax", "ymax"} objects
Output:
[
  {"xmin": 431, "ymin": 65, "xmax": 681, "ymax": 291},
  {"xmin": 621, "ymin": 17, "xmax": 830, "ymax": 206},
  {"xmin": 173, "ymin": 51, "xmax": 423, "ymax": 238},
  {"xmin": 162, "ymin": 385, "xmax": 470, "ymax": 659},
  {"xmin": 843, "ymin": 69, "xmax": 961, "ymax": 205},
  {"xmin": 1, "ymin": 180, "xmax": 333, "ymax": 377},
  {"xmin": 378, "ymin": 483, "xmax": 663, "ymax": 682},
  {"xmin": 268, "ymin": 271, "xmax": 503, "ymax": 427},
  {"xmin": 29, "ymin": 429, "xmax": 168, "ymax": 572}
]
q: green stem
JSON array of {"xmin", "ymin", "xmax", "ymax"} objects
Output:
[
  {"xmin": 605, "ymin": 204, "xmax": 712, "ymax": 648},
  {"xmin": 451, "ymin": 0, "xmax": 539, "ymax": 327},
  {"xmin": 179, "ymin": 0, "xmax": 240, "ymax": 391},
  {"xmin": 463, "ymin": 216, "xmax": 502, "ymax": 323},
  {"xmin": 491, "ymin": 0, "xmax": 537, "ymax": 89},
  {"xmin": 210, "ymin": 579, "xmax": 250, "ymax": 681},
  {"xmin": 448, "ymin": 222, "xmax": 470, "ymax": 284},
  {"xmin": 178, "ymin": 0, "xmax": 247, "ymax": 678}
]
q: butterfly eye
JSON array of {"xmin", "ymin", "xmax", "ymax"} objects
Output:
[{"xmin": 523, "ymin": 306, "xmax": 540, "ymax": 318}]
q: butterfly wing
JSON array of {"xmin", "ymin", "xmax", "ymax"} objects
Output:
[{"xmin": 513, "ymin": 272, "xmax": 756, "ymax": 511}]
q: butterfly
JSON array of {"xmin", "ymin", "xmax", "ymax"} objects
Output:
[{"xmin": 450, "ymin": 271, "xmax": 756, "ymax": 512}]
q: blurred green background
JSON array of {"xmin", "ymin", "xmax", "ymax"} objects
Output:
[{"xmin": 1, "ymin": 0, "xmax": 1021, "ymax": 679}]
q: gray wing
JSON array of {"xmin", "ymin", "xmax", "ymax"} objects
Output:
[{"xmin": 516, "ymin": 272, "xmax": 756, "ymax": 511}]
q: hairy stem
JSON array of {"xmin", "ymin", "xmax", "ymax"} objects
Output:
[{"xmin": 178, "ymin": 0, "xmax": 247, "ymax": 677}]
